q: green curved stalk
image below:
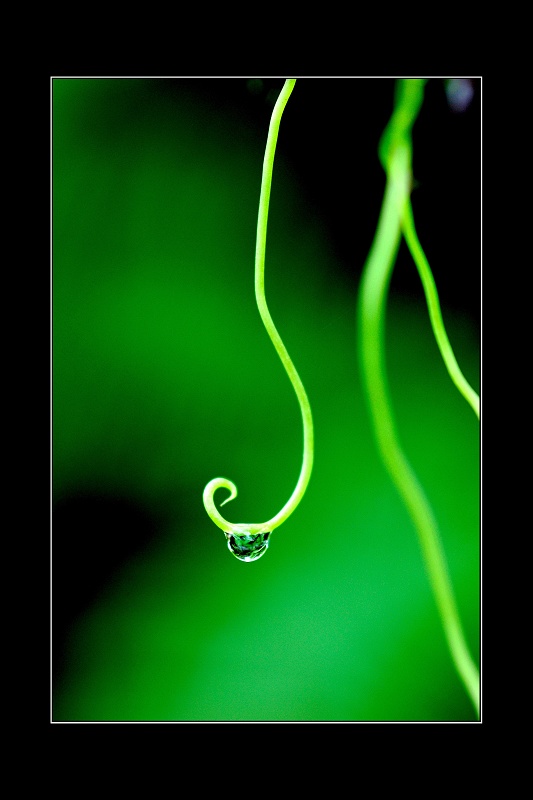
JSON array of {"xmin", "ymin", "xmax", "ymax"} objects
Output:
[
  {"xmin": 358, "ymin": 79, "xmax": 480, "ymax": 717},
  {"xmin": 401, "ymin": 200, "xmax": 480, "ymax": 419},
  {"xmin": 203, "ymin": 79, "xmax": 314, "ymax": 536}
]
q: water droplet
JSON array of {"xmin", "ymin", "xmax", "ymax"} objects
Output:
[{"xmin": 225, "ymin": 531, "xmax": 271, "ymax": 562}]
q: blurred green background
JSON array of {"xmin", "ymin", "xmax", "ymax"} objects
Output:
[{"xmin": 52, "ymin": 78, "xmax": 480, "ymax": 722}]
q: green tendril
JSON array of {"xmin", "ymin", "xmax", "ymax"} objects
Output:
[
  {"xmin": 401, "ymin": 199, "xmax": 480, "ymax": 419},
  {"xmin": 203, "ymin": 79, "xmax": 314, "ymax": 537},
  {"xmin": 380, "ymin": 80, "xmax": 479, "ymax": 419},
  {"xmin": 358, "ymin": 78, "xmax": 480, "ymax": 716}
]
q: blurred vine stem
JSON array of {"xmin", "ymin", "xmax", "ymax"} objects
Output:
[
  {"xmin": 358, "ymin": 78, "xmax": 480, "ymax": 716},
  {"xmin": 203, "ymin": 79, "xmax": 314, "ymax": 536}
]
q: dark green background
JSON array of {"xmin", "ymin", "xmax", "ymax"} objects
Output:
[{"xmin": 52, "ymin": 78, "xmax": 480, "ymax": 721}]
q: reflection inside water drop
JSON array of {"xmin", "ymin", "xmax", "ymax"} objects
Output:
[{"xmin": 225, "ymin": 531, "xmax": 271, "ymax": 562}]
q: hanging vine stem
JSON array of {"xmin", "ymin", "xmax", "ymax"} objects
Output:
[
  {"xmin": 400, "ymin": 198, "xmax": 480, "ymax": 419},
  {"xmin": 358, "ymin": 79, "xmax": 480, "ymax": 716},
  {"xmin": 203, "ymin": 79, "xmax": 314, "ymax": 549}
]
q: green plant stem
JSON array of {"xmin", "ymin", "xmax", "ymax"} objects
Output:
[
  {"xmin": 358, "ymin": 79, "xmax": 479, "ymax": 717},
  {"xmin": 401, "ymin": 199, "xmax": 480, "ymax": 419},
  {"xmin": 203, "ymin": 78, "xmax": 314, "ymax": 535}
]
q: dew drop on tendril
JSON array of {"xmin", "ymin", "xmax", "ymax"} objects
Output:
[{"xmin": 225, "ymin": 531, "xmax": 271, "ymax": 562}]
